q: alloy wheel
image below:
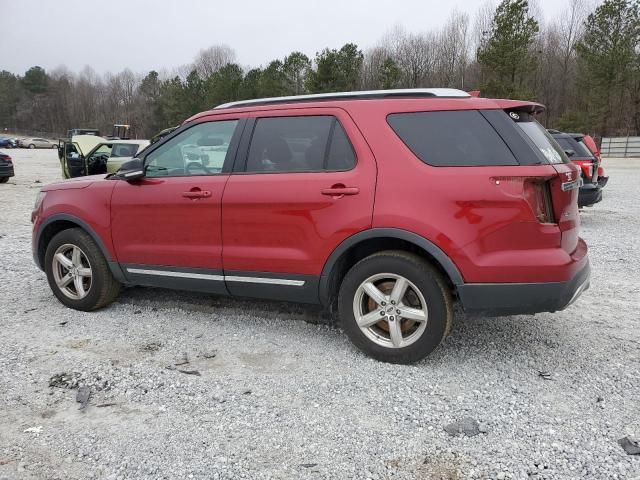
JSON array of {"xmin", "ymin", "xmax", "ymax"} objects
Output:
[
  {"xmin": 352, "ymin": 273, "xmax": 428, "ymax": 349},
  {"xmin": 52, "ymin": 243, "xmax": 93, "ymax": 300}
]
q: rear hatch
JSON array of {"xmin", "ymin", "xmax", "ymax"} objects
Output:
[{"xmin": 507, "ymin": 111, "xmax": 582, "ymax": 254}]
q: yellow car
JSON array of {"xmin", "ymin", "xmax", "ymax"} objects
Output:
[{"xmin": 59, "ymin": 136, "xmax": 149, "ymax": 178}]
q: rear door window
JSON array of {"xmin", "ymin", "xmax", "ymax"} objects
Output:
[
  {"xmin": 387, "ymin": 110, "xmax": 518, "ymax": 166},
  {"xmin": 245, "ymin": 115, "xmax": 356, "ymax": 173}
]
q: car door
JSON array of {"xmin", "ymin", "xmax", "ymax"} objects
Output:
[
  {"xmin": 221, "ymin": 108, "xmax": 377, "ymax": 302},
  {"xmin": 110, "ymin": 115, "xmax": 245, "ymax": 294},
  {"xmin": 62, "ymin": 141, "xmax": 83, "ymax": 178}
]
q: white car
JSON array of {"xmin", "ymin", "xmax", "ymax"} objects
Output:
[{"xmin": 20, "ymin": 137, "xmax": 57, "ymax": 149}]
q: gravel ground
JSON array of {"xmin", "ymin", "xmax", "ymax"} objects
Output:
[{"xmin": 0, "ymin": 149, "xmax": 639, "ymax": 480}]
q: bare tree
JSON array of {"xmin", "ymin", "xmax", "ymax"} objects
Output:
[
  {"xmin": 473, "ymin": 0, "xmax": 496, "ymax": 60},
  {"xmin": 394, "ymin": 31, "xmax": 438, "ymax": 87},
  {"xmin": 193, "ymin": 45, "xmax": 236, "ymax": 78},
  {"xmin": 436, "ymin": 10, "xmax": 471, "ymax": 88},
  {"xmin": 361, "ymin": 46, "xmax": 390, "ymax": 89}
]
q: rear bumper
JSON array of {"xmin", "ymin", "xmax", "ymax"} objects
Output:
[
  {"xmin": 578, "ymin": 183, "xmax": 602, "ymax": 207},
  {"xmin": 457, "ymin": 259, "xmax": 590, "ymax": 316},
  {"xmin": 0, "ymin": 165, "xmax": 14, "ymax": 178}
]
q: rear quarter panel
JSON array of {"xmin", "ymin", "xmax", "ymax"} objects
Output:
[{"xmin": 346, "ymin": 101, "xmax": 581, "ymax": 283}]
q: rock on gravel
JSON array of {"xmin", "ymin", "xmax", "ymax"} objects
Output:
[
  {"xmin": 443, "ymin": 417, "xmax": 483, "ymax": 437},
  {"xmin": 619, "ymin": 436, "xmax": 640, "ymax": 455},
  {"xmin": 0, "ymin": 150, "xmax": 639, "ymax": 479}
]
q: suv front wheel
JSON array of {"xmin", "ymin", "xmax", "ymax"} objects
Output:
[
  {"xmin": 44, "ymin": 228, "xmax": 121, "ymax": 311},
  {"xmin": 338, "ymin": 251, "xmax": 453, "ymax": 364}
]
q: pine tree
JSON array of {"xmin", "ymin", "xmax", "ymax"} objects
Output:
[
  {"xmin": 478, "ymin": 0, "xmax": 539, "ymax": 98},
  {"xmin": 575, "ymin": 0, "xmax": 640, "ymax": 135}
]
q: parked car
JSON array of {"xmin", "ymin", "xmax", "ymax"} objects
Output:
[
  {"xmin": 0, "ymin": 152, "xmax": 14, "ymax": 183},
  {"xmin": 67, "ymin": 128, "xmax": 101, "ymax": 138},
  {"xmin": 59, "ymin": 137, "xmax": 150, "ymax": 178},
  {"xmin": 32, "ymin": 89, "xmax": 589, "ymax": 364},
  {"xmin": 19, "ymin": 137, "xmax": 57, "ymax": 149},
  {"xmin": 57, "ymin": 135, "xmax": 105, "ymax": 178},
  {"xmin": 0, "ymin": 137, "xmax": 17, "ymax": 148},
  {"xmin": 106, "ymin": 140, "xmax": 150, "ymax": 173},
  {"xmin": 580, "ymin": 134, "xmax": 609, "ymax": 188},
  {"xmin": 548, "ymin": 130, "xmax": 602, "ymax": 207}
]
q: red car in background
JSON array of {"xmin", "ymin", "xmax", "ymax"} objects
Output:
[
  {"xmin": 581, "ymin": 134, "xmax": 608, "ymax": 188},
  {"xmin": 549, "ymin": 130, "xmax": 607, "ymax": 207}
]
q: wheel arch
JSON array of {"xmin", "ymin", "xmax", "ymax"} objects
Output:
[
  {"xmin": 35, "ymin": 214, "xmax": 127, "ymax": 282},
  {"xmin": 319, "ymin": 228, "xmax": 464, "ymax": 309}
]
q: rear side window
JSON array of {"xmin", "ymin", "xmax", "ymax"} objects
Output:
[
  {"xmin": 387, "ymin": 110, "xmax": 518, "ymax": 167},
  {"xmin": 245, "ymin": 115, "xmax": 356, "ymax": 173}
]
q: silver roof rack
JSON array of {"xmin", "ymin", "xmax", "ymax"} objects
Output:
[{"xmin": 214, "ymin": 88, "xmax": 470, "ymax": 109}]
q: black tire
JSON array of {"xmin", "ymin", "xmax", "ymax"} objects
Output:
[
  {"xmin": 338, "ymin": 250, "xmax": 453, "ymax": 364},
  {"xmin": 0, "ymin": 177, "xmax": 8, "ymax": 183},
  {"xmin": 44, "ymin": 228, "xmax": 121, "ymax": 311}
]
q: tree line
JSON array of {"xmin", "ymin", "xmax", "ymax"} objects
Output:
[{"xmin": 1, "ymin": 0, "xmax": 639, "ymax": 140}]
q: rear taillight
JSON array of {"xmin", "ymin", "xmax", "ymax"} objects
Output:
[
  {"xmin": 523, "ymin": 179, "xmax": 555, "ymax": 223},
  {"xmin": 492, "ymin": 176, "xmax": 556, "ymax": 224},
  {"xmin": 579, "ymin": 163, "xmax": 593, "ymax": 178}
]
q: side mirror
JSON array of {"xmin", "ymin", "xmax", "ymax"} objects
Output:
[
  {"xmin": 564, "ymin": 149, "xmax": 575, "ymax": 158},
  {"xmin": 116, "ymin": 158, "xmax": 145, "ymax": 181}
]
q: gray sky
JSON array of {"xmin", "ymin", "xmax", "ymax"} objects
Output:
[{"xmin": 3, "ymin": 0, "xmax": 570, "ymax": 76}]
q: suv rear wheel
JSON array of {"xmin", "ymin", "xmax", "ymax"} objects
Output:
[
  {"xmin": 338, "ymin": 251, "xmax": 453, "ymax": 364},
  {"xmin": 44, "ymin": 228, "xmax": 121, "ymax": 311}
]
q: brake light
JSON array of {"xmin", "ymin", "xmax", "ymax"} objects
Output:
[
  {"xmin": 492, "ymin": 176, "xmax": 556, "ymax": 223},
  {"xmin": 579, "ymin": 163, "xmax": 593, "ymax": 178},
  {"xmin": 523, "ymin": 179, "xmax": 555, "ymax": 223}
]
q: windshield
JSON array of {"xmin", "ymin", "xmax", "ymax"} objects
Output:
[{"xmin": 515, "ymin": 118, "xmax": 568, "ymax": 164}]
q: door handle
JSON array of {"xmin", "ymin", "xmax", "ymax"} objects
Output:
[
  {"xmin": 321, "ymin": 185, "xmax": 360, "ymax": 198},
  {"xmin": 182, "ymin": 188, "xmax": 211, "ymax": 199}
]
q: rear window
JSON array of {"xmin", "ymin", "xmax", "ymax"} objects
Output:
[
  {"xmin": 554, "ymin": 137, "xmax": 575, "ymax": 152},
  {"xmin": 511, "ymin": 113, "xmax": 568, "ymax": 164},
  {"xmin": 387, "ymin": 110, "xmax": 518, "ymax": 167},
  {"xmin": 573, "ymin": 138, "xmax": 596, "ymax": 158},
  {"xmin": 552, "ymin": 136, "xmax": 593, "ymax": 159}
]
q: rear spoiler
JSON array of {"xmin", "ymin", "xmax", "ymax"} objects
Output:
[{"xmin": 494, "ymin": 99, "xmax": 545, "ymax": 116}]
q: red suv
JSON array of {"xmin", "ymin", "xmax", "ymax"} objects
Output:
[{"xmin": 32, "ymin": 89, "xmax": 590, "ymax": 364}]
